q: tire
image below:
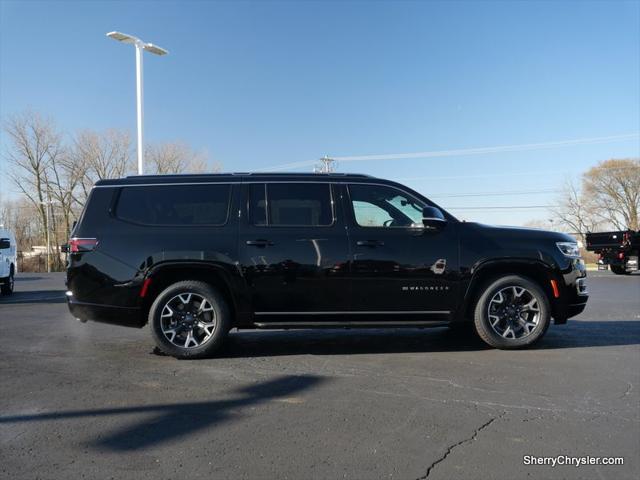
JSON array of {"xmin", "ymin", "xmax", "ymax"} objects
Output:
[
  {"xmin": 610, "ymin": 265, "xmax": 629, "ymax": 275},
  {"xmin": 473, "ymin": 275, "xmax": 551, "ymax": 349},
  {"xmin": 149, "ymin": 280, "xmax": 230, "ymax": 359},
  {"xmin": 1, "ymin": 268, "xmax": 14, "ymax": 295}
]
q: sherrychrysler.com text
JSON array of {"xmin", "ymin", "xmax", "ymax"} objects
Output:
[{"xmin": 524, "ymin": 455, "xmax": 624, "ymax": 467}]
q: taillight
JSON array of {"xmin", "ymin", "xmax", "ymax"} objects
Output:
[
  {"xmin": 69, "ymin": 238, "xmax": 98, "ymax": 253},
  {"xmin": 618, "ymin": 252, "xmax": 625, "ymax": 260}
]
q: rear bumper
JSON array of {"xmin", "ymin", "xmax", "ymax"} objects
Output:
[{"xmin": 67, "ymin": 299, "xmax": 144, "ymax": 328}]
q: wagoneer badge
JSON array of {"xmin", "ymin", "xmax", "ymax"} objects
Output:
[{"xmin": 402, "ymin": 285, "xmax": 450, "ymax": 291}]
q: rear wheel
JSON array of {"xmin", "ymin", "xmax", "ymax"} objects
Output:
[
  {"xmin": 610, "ymin": 265, "xmax": 629, "ymax": 275},
  {"xmin": 149, "ymin": 280, "xmax": 230, "ymax": 359},
  {"xmin": 1, "ymin": 268, "xmax": 14, "ymax": 295},
  {"xmin": 473, "ymin": 275, "xmax": 550, "ymax": 349}
]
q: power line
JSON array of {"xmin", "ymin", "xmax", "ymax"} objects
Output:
[
  {"xmin": 445, "ymin": 205, "xmax": 551, "ymax": 210},
  {"xmin": 333, "ymin": 133, "xmax": 640, "ymax": 162},
  {"xmin": 430, "ymin": 189, "xmax": 560, "ymax": 198},
  {"xmin": 395, "ymin": 165, "xmax": 638, "ymax": 182}
]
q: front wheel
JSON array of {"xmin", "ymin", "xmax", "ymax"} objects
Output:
[
  {"xmin": 473, "ymin": 275, "xmax": 551, "ymax": 349},
  {"xmin": 149, "ymin": 281, "xmax": 230, "ymax": 359}
]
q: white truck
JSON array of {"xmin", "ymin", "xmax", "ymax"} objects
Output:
[{"xmin": 0, "ymin": 227, "xmax": 17, "ymax": 295}]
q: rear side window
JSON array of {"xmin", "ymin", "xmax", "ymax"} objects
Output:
[
  {"xmin": 249, "ymin": 183, "xmax": 333, "ymax": 227},
  {"xmin": 116, "ymin": 184, "xmax": 231, "ymax": 226}
]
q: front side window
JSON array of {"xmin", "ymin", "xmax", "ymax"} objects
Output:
[
  {"xmin": 116, "ymin": 184, "xmax": 231, "ymax": 226},
  {"xmin": 348, "ymin": 184, "xmax": 425, "ymax": 228},
  {"xmin": 249, "ymin": 183, "xmax": 333, "ymax": 227}
]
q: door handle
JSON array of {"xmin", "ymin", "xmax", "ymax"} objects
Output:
[
  {"xmin": 356, "ymin": 240, "xmax": 384, "ymax": 247},
  {"xmin": 246, "ymin": 239, "xmax": 274, "ymax": 247}
]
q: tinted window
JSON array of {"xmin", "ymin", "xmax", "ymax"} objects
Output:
[
  {"xmin": 116, "ymin": 184, "xmax": 231, "ymax": 226},
  {"xmin": 249, "ymin": 183, "xmax": 333, "ymax": 226},
  {"xmin": 249, "ymin": 184, "xmax": 267, "ymax": 226},
  {"xmin": 349, "ymin": 184, "xmax": 425, "ymax": 228}
]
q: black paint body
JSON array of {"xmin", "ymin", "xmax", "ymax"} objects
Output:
[{"xmin": 66, "ymin": 173, "xmax": 588, "ymax": 329}]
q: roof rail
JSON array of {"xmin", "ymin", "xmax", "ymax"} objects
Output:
[{"xmin": 126, "ymin": 172, "xmax": 374, "ymax": 179}]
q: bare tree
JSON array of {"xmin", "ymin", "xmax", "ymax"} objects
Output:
[
  {"xmin": 4, "ymin": 111, "xmax": 63, "ymax": 271},
  {"xmin": 0, "ymin": 198, "xmax": 40, "ymax": 252},
  {"xmin": 146, "ymin": 142, "xmax": 220, "ymax": 174},
  {"xmin": 552, "ymin": 179, "xmax": 603, "ymax": 243},
  {"xmin": 522, "ymin": 218, "xmax": 558, "ymax": 231},
  {"xmin": 553, "ymin": 159, "xmax": 640, "ymax": 238},
  {"xmin": 46, "ymin": 147, "xmax": 84, "ymax": 244},
  {"xmin": 582, "ymin": 158, "xmax": 639, "ymax": 231},
  {"xmin": 73, "ymin": 129, "xmax": 132, "ymax": 206}
]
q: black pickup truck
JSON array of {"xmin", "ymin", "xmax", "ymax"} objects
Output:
[{"xmin": 586, "ymin": 230, "xmax": 640, "ymax": 275}]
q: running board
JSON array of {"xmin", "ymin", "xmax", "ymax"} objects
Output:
[{"xmin": 251, "ymin": 320, "xmax": 450, "ymax": 329}]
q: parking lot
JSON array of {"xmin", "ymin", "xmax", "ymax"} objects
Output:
[{"xmin": 0, "ymin": 271, "xmax": 638, "ymax": 480}]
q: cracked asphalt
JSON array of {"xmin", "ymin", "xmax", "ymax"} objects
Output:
[{"xmin": 1, "ymin": 272, "xmax": 638, "ymax": 479}]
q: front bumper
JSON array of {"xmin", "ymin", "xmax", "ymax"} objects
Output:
[{"xmin": 553, "ymin": 261, "xmax": 589, "ymax": 324}]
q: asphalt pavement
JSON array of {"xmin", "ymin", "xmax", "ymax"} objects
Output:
[{"xmin": 0, "ymin": 271, "xmax": 638, "ymax": 480}]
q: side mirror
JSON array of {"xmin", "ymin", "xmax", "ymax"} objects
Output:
[
  {"xmin": 60, "ymin": 244, "xmax": 69, "ymax": 254},
  {"xmin": 422, "ymin": 206, "xmax": 447, "ymax": 231},
  {"xmin": 0, "ymin": 238, "xmax": 10, "ymax": 249}
]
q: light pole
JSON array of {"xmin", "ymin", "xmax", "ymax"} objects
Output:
[{"xmin": 106, "ymin": 31, "xmax": 168, "ymax": 175}]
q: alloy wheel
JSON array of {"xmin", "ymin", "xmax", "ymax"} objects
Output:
[
  {"xmin": 160, "ymin": 292, "xmax": 217, "ymax": 349},
  {"xmin": 487, "ymin": 285, "xmax": 540, "ymax": 339}
]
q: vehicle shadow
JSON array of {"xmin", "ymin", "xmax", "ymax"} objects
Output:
[
  {"xmin": 14, "ymin": 276, "xmax": 44, "ymax": 282},
  {"xmin": 219, "ymin": 320, "xmax": 640, "ymax": 357},
  {"xmin": 538, "ymin": 320, "xmax": 640, "ymax": 349},
  {"xmin": 0, "ymin": 375, "xmax": 324, "ymax": 451},
  {"xmin": 0, "ymin": 290, "xmax": 66, "ymax": 305}
]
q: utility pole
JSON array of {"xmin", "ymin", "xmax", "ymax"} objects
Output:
[
  {"xmin": 40, "ymin": 198, "xmax": 51, "ymax": 273},
  {"xmin": 40, "ymin": 197, "xmax": 60, "ymax": 273},
  {"xmin": 315, "ymin": 156, "xmax": 336, "ymax": 173}
]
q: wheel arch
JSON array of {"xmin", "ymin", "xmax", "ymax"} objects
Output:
[
  {"xmin": 458, "ymin": 258, "xmax": 561, "ymax": 323},
  {"xmin": 141, "ymin": 262, "xmax": 241, "ymax": 327}
]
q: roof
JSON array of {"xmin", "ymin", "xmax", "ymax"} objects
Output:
[{"xmin": 94, "ymin": 172, "xmax": 376, "ymax": 186}]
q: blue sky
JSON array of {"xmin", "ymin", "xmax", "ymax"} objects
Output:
[{"xmin": 1, "ymin": 0, "xmax": 639, "ymax": 226}]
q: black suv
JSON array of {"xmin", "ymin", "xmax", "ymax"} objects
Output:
[{"xmin": 66, "ymin": 173, "xmax": 588, "ymax": 358}]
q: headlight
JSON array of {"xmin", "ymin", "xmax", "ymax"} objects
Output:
[{"xmin": 556, "ymin": 241, "xmax": 580, "ymax": 258}]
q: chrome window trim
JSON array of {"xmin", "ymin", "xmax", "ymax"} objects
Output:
[{"xmin": 94, "ymin": 179, "xmax": 447, "ymax": 223}]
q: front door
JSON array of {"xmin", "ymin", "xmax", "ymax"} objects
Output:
[
  {"xmin": 343, "ymin": 183, "xmax": 459, "ymax": 319},
  {"xmin": 238, "ymin": 182, "xmax": 351, "ymax": 322}
]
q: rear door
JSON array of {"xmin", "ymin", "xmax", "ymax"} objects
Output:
[
  {"xmin": 238, "ymin": 181, "xmax": 350, "ymax": 321},
  {"xmin": 343, "ymin": 183, "xmax": 459, "ymax": 319}
]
